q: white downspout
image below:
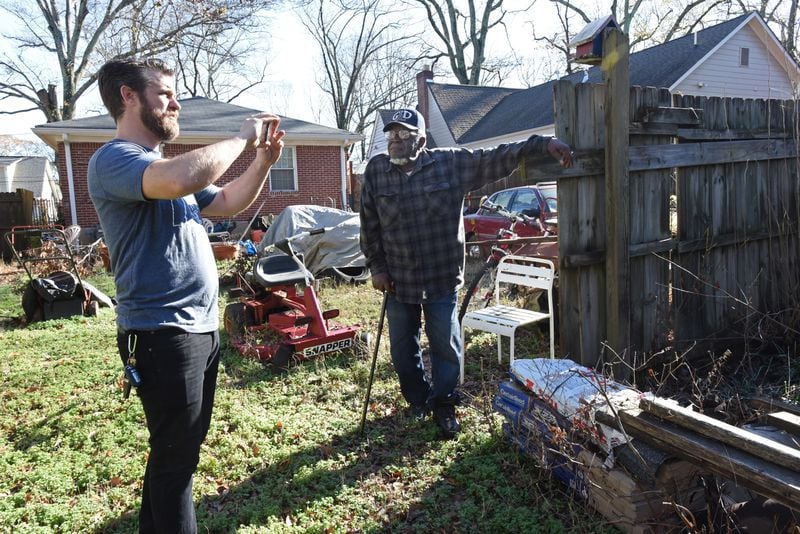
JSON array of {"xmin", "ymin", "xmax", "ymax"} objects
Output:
[
  {"xmin": 63, "ymin": 134, "xmax": 78, "ymax": 225},
  {"xmin": 340, "ymin": 144, "xmax": 348, "ymax": 210}
]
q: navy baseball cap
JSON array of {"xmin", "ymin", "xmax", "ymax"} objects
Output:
[{"xmin": 383, "ymin": 108, "xmax": 426, "ymax": 133}]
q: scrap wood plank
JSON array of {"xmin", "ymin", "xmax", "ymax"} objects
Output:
[
  {"xmin": 524, "ymin": 139, "xmax": 797, "ymax": 181},
  {"xmin": 749, "ymin": 396, "xmax": 800, "ymax": 418},
  {"xmin": 629, "ymin": 123, "xmax": 793, "ymax": 140},
  {"xmin": 766, "ymin": 412, "xmax": 800, "ymax": 438},
  {"xmin": 639, "ymin": 396, "xmax": 800, "ymax": 473},
  {"xmin": 618, "ymin": 409, "xmax": 800, "ymax": 512},
  {"xmin": 638, "ymin": 106, "xmax": 703, "ymax": 125}
]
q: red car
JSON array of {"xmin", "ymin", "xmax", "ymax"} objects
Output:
[{"xmin": 464, "ymin": 182, "xmax": 557, "ymax": 249}]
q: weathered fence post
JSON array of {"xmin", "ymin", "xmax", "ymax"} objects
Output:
[
  {"xmin": 601, "ymin": 29, "xmax": 631, "ymax": 366},
  {"xmin": 0, "ymin": 188, "xmax": 35, "ymax": 261}
]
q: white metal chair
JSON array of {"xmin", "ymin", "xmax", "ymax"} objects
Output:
[{"xmin": 460, "ymin": 255, "xmax": 555, "ymax": 384}]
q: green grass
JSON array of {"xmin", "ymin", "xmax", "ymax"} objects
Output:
[{"xmin": 0, "ymin": 263, "xmax": 615, "ymax": 533}]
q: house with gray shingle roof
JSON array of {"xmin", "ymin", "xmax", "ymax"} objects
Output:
[
  {"xmin": 368, "ymin": 11, "xmax": 799, "ymax": 159},
  {"xmin": 32, "ymin": 97, "xmax": 363, "ymax": 229}
]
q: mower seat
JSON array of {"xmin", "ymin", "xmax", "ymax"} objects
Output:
[{"xmin": 253, "ymin": 254, "xmax": 312, "ymax": 288}]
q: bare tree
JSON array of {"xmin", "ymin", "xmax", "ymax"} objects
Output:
[
  {"xmin": 520, "ymin": 0, "xmax": 749, "ymax": 86},
  {"xmin": 525, "ymin": 0, "xmax": 693, "ymax": 80},
  {"xmin": 0, "ymin": 0, "xmax": 276, "ymax": 123},
  {"xmin": 169, "ymin": 24, "xmax": 269, "ymax": 103},
  {"xmin": 785, "ymin": 0, "xmax": 799, "ymax": 62},
  {"xmin": 0, "ymin": 135, "xmax": 54, "ymax": 160},
  {"xmin": 543, "ymin": 0, "xmax": 699, "ymax": 49},
  {"xmin": 528, "ymin": 0, "xmax": 581, "ymax": 80},
  {"xmin": 350, "ymin": 37, "xmax": 421, "ymax": 161},
  {"xmin": 546, "ymin": 0, "xmax": 649, "ymax": 37},
  {"xmin": 531, "ymin": 0, "xmax": 798, "ymax": 69},
  {"xmin": 724, "ymin": 0, "xmax": 799, "ymax": 62},
  {"xmin": 658, "ymin": 0, "xmax": 731, "ymax": 42},
  {"xmin": 413, "ymin": 0, "xmax": 521, "ymax": 85},
  {"xmin": 301, "ymin": 0, "xmax": 418, "ymax": 157}
]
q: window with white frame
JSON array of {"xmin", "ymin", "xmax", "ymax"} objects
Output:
[
  {"xmin": 269, "ymin": 146, "xmax": 297, "ymax": 191},
  {"xmin": 740, "ymin": 47, "xmax": 750, "ymax": 67}
]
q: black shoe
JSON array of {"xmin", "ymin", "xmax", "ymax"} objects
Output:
[
  {"xmin": 433, "ymin": 405, "xmax": 461, "ymax": 439},
  {"xmin": 407, "ymin": 404, "xmax": 430, "ymax": 421}
]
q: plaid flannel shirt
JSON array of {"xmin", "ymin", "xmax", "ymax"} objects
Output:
[{"xmin": 359, "ymin": 135, "xmax": 551, "ymax": 304}]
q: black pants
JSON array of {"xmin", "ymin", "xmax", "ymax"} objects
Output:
[{"xmin": 117, "ymin": 328, "xmax": 220, "ymax": 534}]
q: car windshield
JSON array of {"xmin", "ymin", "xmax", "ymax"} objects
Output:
[
  {"xmin": 539, "ymin": 185, "xmax": 557, "ymax": 214},
  {"xmin": 485, "ymin": 189, "xmax": 515, "ymax": 211},
  {"xmin": 509, "ymin": 189, "xmax": 539, "ymax": 213}
]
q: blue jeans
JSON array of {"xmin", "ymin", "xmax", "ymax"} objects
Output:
[
  {"xmin": 386, "ymin": 292, "xmax": 461, "ymax": 408},
  {"xmin": 117, "ymin": 328, "xmax": 220, "ymax": 534}
]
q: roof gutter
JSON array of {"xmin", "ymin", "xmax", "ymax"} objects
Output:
[
  {"xmin": 62, "ymin": 134, "xmax": 78, "ymax": 225},
  {"xmin": 33, "ymin": 127, "xmax": 364, "ymax": 147}
]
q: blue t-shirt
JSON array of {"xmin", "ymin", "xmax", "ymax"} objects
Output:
[{"xmin": 88, "ymin": 139, "xmax": 221, "ymax": 333}]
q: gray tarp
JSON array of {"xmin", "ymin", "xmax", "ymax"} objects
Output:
[{"xmin": 258, "ymin": 205, "xmax": 368, "ymax": 280}]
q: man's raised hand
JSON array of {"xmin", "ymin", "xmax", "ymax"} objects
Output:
[
  {"xmin": 258, "ymin": 116, "xmax": 285, "ymax": 166},
  {"xmin": 547, "ymin": 138, "xmax": 574, "ymax": 168}
]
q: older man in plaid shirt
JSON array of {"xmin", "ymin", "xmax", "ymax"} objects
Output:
[{"xmin": 360, "ymin": 108, "xmax": 573, "ymax": 438}]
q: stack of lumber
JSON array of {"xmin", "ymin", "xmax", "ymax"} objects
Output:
[
  {"xmin": 612, "ymin": 394, "xmax": 800, "ymax": 513},
  {"xmin": 575, "ymin": 447, "xmax": 704, "ymax": 532},
  {"xmin": 495, "ymin": 359, "xmax": 706, "ymax": 533}
]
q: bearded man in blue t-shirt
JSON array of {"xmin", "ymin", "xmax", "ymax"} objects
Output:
[{"xmin": 88, "ymin": 58, "xmax": 285, "ymax": 533}]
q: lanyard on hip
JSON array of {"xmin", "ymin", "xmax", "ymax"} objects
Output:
[{"xmin": 122, "ymin": 333, "xmax": 142, "ymax": 399}]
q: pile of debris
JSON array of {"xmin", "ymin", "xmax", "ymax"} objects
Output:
[{"xmin": 493, "ymin": 358, "xmax": 800, "ymax": 532}]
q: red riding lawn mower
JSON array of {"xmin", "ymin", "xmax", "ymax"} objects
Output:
[{"xmin": 223, "ymin": 227, "xmax": 365, "ymax": 370}]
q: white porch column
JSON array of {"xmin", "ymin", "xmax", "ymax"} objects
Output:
[{"xmin": 62, "ymin": 134, "xmax": 78, "ymax": 225}]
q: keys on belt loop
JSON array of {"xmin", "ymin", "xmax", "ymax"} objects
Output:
[{"xmin": 123, "ymin": 333, "xmax": 142, "ymax": 399}]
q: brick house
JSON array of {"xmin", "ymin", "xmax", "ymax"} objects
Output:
[{"xmin": 32, "ymin": 97, "xmax": 362, "ymax": 231}]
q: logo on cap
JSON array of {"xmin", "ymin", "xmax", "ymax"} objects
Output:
[
  {"xmin": 383, "ymin": 107, "xmax": 425, "ymax": 133},
  {"xmin": 392, "ymin": 110, "xmax": 415, "ymax": 122}
]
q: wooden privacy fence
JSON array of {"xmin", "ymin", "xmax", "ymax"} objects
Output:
[
  {"xmin": 0, "ymin": 189, "xmax": 61, "ymax": 261},
  {"xmin": 523, "ymin": 30, "xmax": 799, "ymax": 371},
  {"xmin": 0, "ymin": 188, "xmax": 34, "ymax": 261}
]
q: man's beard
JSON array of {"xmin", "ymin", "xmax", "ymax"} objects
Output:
[
  {"xmin": 140, "ymin": 105, "xmax": 179, "ymax": 141},
  {"xmin": 389, "ymin": 139, "xmax": 420, "ymax": 166}
]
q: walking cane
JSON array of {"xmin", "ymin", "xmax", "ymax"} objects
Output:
[{"xmin": 360, "ymin": 291, "xmax": 388, "ymax": 434}]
